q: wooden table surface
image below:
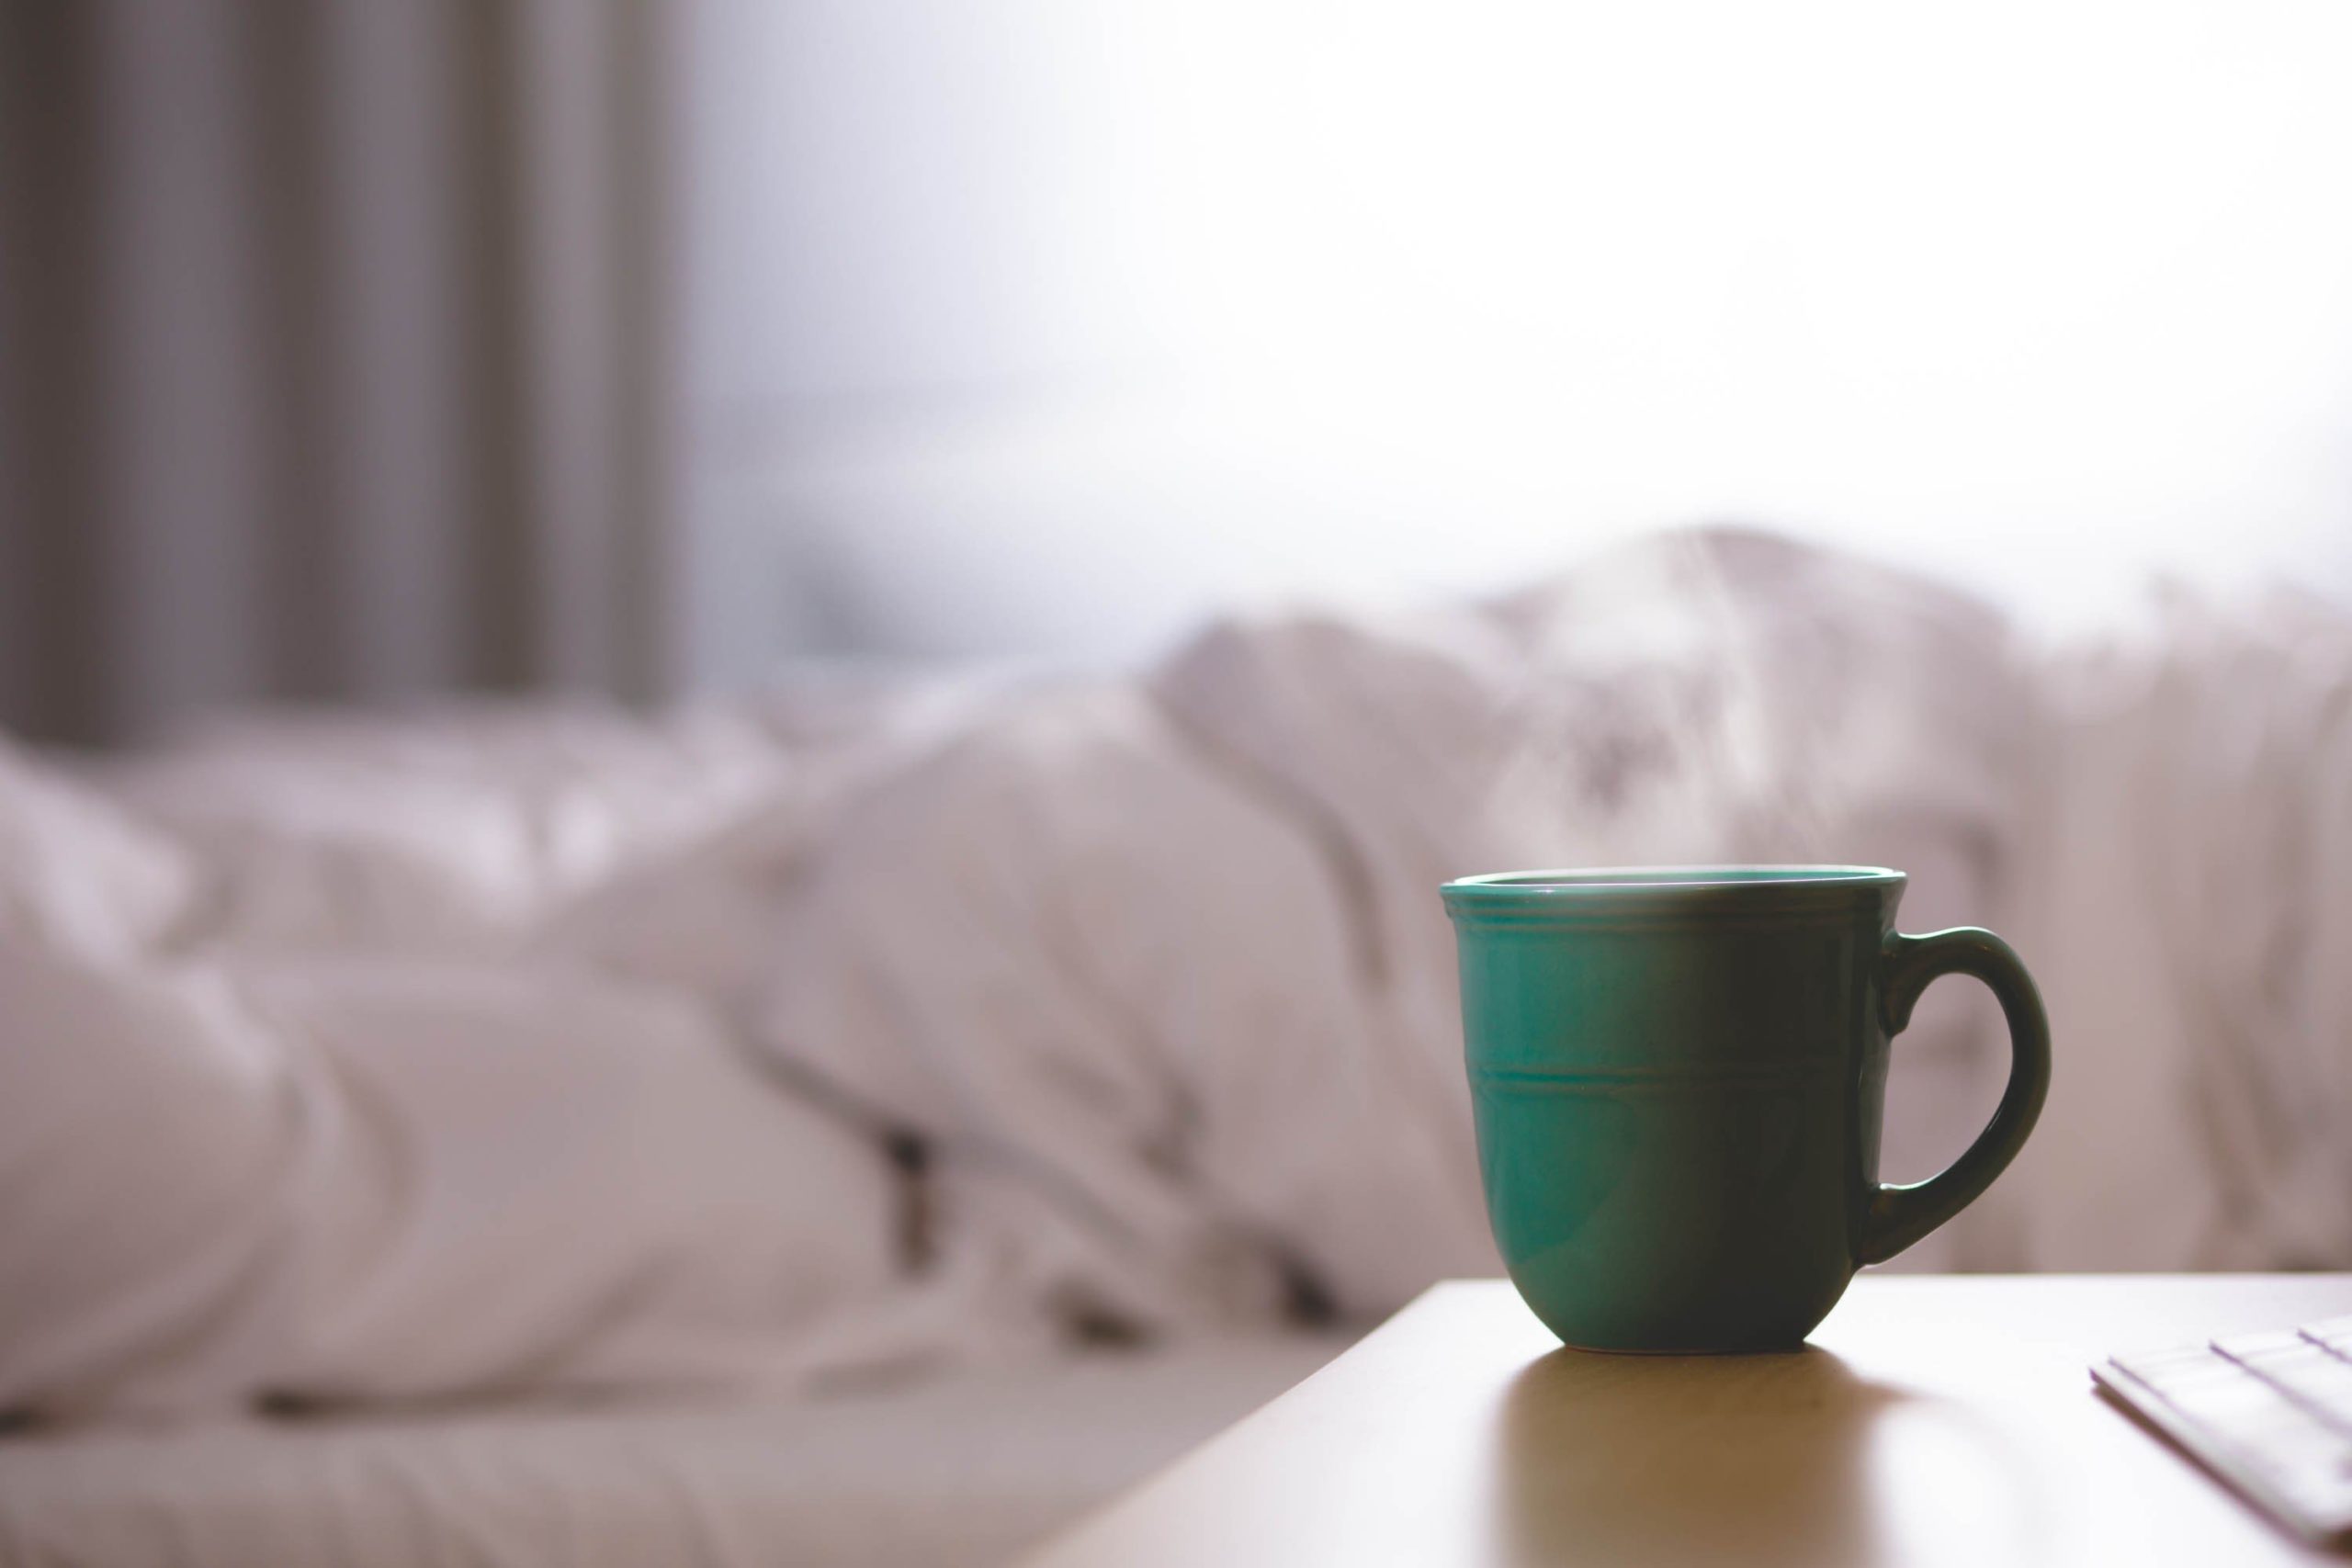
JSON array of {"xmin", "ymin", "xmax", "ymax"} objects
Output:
[{"xmin": 1023, "ymin": 1274, "xmax": 2352, "ymax": 1567}]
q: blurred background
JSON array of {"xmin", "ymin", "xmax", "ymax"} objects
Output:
[
  {"xmin": 5, "ymin": 9, "xmax": 2352, "ymax": 1557},
  {"xmin": 4, "ymin": 0, "xmax": 2351, "ymax": 744}
]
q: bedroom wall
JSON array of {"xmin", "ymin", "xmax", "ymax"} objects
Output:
[{"xmin": 682, "ymin": 0, "xmax": 2352, "ymax": 683}]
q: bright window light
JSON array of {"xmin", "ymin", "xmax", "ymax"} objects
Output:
[{"xmin": 688, "ymin": 0, "xmax": 2352, "ymax": 671}]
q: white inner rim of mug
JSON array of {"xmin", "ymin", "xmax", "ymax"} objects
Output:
[{"xmin": 1444, "ymin": 864, "xmax": 1904, "ymax": 895}]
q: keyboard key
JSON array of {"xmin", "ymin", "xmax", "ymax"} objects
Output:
[
  {"xmin": 2299, "ymin": 1314, "xmax": 2352, "ymax": 1357},
  {"xmin": 2099, "ymin": 1339, "xmax": 2352, "ymax": 1544},
  {"xmin": 2217, "ymin": 1332, "xmax": 2352, "ymax": 1438}
]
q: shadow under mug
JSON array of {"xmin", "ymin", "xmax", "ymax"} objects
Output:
[{"xmin": 1441, "ymin": 866, "xmax": 2049, "ymax": 1353}]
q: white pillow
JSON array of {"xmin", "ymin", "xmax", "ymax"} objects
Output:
[
  {"xmin": 98, "ymin": 704, "xmax": 789, "ymax": 956},
  {"xmin": 0, "ymin": 944, "xmax": 901, "ymax": 1420},
  {"xmin": 0, "ymin": 740, "xmax": 194, "ymax": 961},
  {"xmin": 0, "ymin": 945, "xmax": 294, "ymax": 1416}
]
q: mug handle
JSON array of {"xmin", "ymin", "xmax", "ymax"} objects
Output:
[{"xmin": 1857, "ymin": 927, "xmax": 2052, "ymax": 1266}]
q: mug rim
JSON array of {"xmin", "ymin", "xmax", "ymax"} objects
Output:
[
  {"xmin": 1445, "ymin": 864, "xmax": 1903, "ymax": 895},
  {"xmin": 1442, "ymin": 865, "xmax": 1905, "ymax": 920}
]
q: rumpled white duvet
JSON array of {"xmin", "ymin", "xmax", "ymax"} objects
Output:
[{"xmin": 4, "ymin": 529, "xmax": 2347, "ymax": 1423}]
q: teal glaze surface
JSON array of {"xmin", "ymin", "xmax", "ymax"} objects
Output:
[{"xmin": 1442, "ymin": 866, "xmax": 2049, "ymax": 1353}]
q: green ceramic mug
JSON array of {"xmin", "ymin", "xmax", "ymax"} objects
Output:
[{"xmin": 1441, "ymin": 866, "xmax": 2049, "ymax": 1353}]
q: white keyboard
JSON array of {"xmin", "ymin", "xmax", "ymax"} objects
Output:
[{"xmin": 2094, "ymin": 1313, "xmax": 2352, "ymax": 1545}]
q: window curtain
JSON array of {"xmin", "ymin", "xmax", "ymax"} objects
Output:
[{"xmin": 0, "ymin": 0, "xmax": 674, "ymax": 747}]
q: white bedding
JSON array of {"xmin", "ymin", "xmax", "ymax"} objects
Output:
[
  {"xmin": 3, "ymin": 527, "xmax": 2347, "ymax": 1436},
  {"xmin": 0, "ymin": 1335, "xmax": 1345, "ymax": 1568}
]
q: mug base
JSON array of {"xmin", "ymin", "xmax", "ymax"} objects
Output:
[{"xmin": 1555, "ymin": 1337, "xmax": 1812, "ymax": 1357}]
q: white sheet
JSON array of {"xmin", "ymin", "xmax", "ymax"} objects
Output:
[
  {"xmin": 4, "ymin": 527, "xmax": 2346, "ymax": 1427},
  {"xmin": 750, "ymin": 528, "xmax": 2029, "ymax": 1348},
  {"xmin": 1984, "ymin": 586, "xmax": 2352, "ymax": 1269},
  {"xmin": 0, "ymin": 1336, "xmax": 1344, "ymax": 1568},
  {"xmin": 0, "ymin": 948, "xmax": 898, "ymax": 1419}
]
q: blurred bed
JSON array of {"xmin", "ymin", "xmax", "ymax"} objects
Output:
[
  {"xmin": 5, "ymin": 529, "xmax": 2349, "ymax": 1564},
  {"xmin": 0, "ymin": 1335, "xmax": 1341, "ymax": 1567}
]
